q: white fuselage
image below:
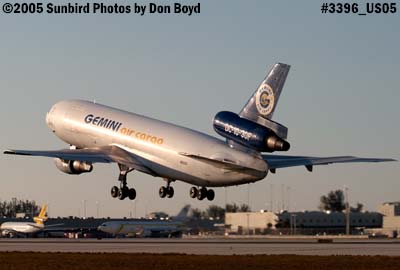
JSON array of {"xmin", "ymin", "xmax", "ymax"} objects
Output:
[
  {"xmin": 1, "ymin": 222, "xmax": 44, "ymax": 235},
  {"xmin": 98, "ymin": 220, "xmax": 182, "ymax": 236},
  {"xmin": 46, "ymin": 100, "xmax": 268, "ymax": 187}
]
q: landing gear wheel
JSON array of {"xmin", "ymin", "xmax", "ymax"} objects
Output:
[
  {"xmin": 111, "ymin": 186, "xmax": 119, "ymax": 198},
  {"xmin": 206, "ymin": 189, "xmax": 215, "ymax": 201},
  {"xmin": 128, "ymin": 188, "xmax": 136, "ymax": 200},
  {"xmin": 197, "ymin": 187, "xmax": 207, "ymax": 200},
  {"xmin": 167, "ymin": 186, "xmax": 174, "ymax": 198},
  {"xmin": 112, "ymin": 164, "xmax": 136, "ymax": 200},
  {"xmin": 190, "ymin": 187, "xmax": 198, "ymax": 198},
  {"xmin": 118, "ymin": 187, "xmax": 128, "ymax": 200},
  {"xmin": 159, "ymin": 186, "xmax": 167, "ymax": 198}
]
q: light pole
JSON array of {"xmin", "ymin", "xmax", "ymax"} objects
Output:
[
  {"xmin": 290, "ymin": 214, "xmax": 297, "ymax": 235},
  {"xmin": 247, "ymin": 184, "xmax": 250, "ymax": 209},
  {"xmin": 345, "ymin": 186, "xmax": 350, "ymax": 235},
  {"xmin": 134, "ymin": 200, "xmax": 139, "ymax": 218},
  {"xmin": 224, "ymin": 187, "xmax": 227, "ymax": 210},
  {"xmin": 82, "ymin": 200, "xmax": 87, "ymax": 219},
  {"xmin": 96, "ymin": 201, "xmax": 99, "ymax": 218},
  {"xmin": 246, "ymin": 212, "xmax": 250, "ymax": 235},
  {"xmin": 281, "ymin": 184, "xmax": 285, "ymax": 211},
  {"xmin": 270, "ymin": 184, "xmax": 274, "ymax": 212}
]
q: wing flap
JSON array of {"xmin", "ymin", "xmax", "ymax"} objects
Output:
[
  {"xmin": 179, "ymin": 152, "xmax": 266, "ymax": 178},
  {"xmin": 179, "ymin": 152, "xmax": 247, "ymax": 171}
]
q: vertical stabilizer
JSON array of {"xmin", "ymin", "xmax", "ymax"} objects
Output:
[
  {"xmin": 33, "ymin": 204, "xmax": 48, "ymax": 225},
  {"xmin": 240, "ymin": 63, "xmax": 290, "ymax": 121},
  {"xmin": 174, "ymin": 205, "xmax": 190, "ymax": 221}
]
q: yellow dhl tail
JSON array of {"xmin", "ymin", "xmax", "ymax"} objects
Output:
[{"xmin": 33, "ymin": 204, "xmax": 48, "ymax": 225}]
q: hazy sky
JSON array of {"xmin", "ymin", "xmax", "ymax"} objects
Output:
[{"xmin": 1, "ymin": 1, "xmax": 399, "ymax": 218}]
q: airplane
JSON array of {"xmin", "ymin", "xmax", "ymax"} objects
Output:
[
  {"xmin": 4, "ymin": 63, "xmax": 395, "ymax": 202},
  {"xmin": 97, "ymin": 205, "xmax": 190, "ymax": 237},
  {"xmin": 1, "ymin": 204, "xmax": 49, "ymax": 237}
]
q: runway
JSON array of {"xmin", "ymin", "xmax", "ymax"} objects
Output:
[{"xmin": 0, "ymin": 238, "xmax": 400, "ymax": 256}]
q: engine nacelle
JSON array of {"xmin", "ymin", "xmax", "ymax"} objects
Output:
[
  {"xmin": 54, "ymin": 158, "xmax": 93, "ymax": 175},
  {"xmin": 213, "ymin": 111, "xmax": 290, "ymax": 152}
]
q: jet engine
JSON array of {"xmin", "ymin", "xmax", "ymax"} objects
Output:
[
  {"xmin": 213, "ymin": 111, "xmax": 290, "ymax": 152},
  {"xmin": 54, "ymin": 158, "xmax": 93, "ymax": 175}
]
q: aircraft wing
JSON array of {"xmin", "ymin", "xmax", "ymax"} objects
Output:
[
  {"xmin": 263, "ymin": 154, "xmax": 396, "ymax": 172},
  {"xmin": 4, "ymin": 144, "xmax": 157, "ymax": 176},
  {"xmin": 4, "ymin": 148, "xmax": 112, "ymax": 163}
]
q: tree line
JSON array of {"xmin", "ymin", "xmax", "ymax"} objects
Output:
[
  {"xmin": 319, "ymin": 189, "xmax": 364, "ymax": 212},
  {"xmin": 0, "ymin": 198, "xmax": 40, "ymax": 218}
]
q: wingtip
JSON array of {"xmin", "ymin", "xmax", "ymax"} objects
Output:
[
  {"xmin": 3, "ymin": 150, "xmax": 32, "ymax": 156},
  {"xmin": 372, "ymin": 158, "xmax": 397, "ymax": 163},
  {"xmin": 352, "ymin": 156, "xmax": 397, "ymax": 163}
]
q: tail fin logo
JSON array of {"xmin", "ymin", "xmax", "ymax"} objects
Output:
[
  {"xmin": 33, "ymin": 204, "xmax": 48, "ymax": 225},
  {"xmin": 255, "ymin": 82, "xmax": 275, "ymax": 116}
]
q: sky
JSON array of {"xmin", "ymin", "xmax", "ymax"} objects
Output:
[{"xmin": 0, "ymin": 0, "xmax": 399, "ymax": 218}]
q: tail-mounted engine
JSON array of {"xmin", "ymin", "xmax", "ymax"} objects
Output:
[
  {"xmin": 54, "ymin": 158, "xmax": 93, "ymax": 175},
  {"xmin": 213, "ymin": 111, "xmax": 290, "ymax": 152}
]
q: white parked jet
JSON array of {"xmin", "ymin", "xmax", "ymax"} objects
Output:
[
  {"xmin": 4, "ymin": 63, "xmax": 395, "ymax": 201},
  {"xmin": 1, "ymin": 205, "xmax": 48, "ymax": 237},
  {"xmin": 98, "ymin": 205, "xmax": 190, "ymax": 237}
]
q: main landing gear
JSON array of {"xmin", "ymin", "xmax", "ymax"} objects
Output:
[
  {"xmin": 189, "ymin": 187, "xmax": 215, "ymax": 201},
  {"xmin": 159, "ymin": 179, "xmax": 174, "ymax": 198},
  {"xmin": 111, "ymin": 164, "xmax": 136, "ymax": 200}
]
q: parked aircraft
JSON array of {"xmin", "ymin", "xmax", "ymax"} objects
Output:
[
  {"xmin": 4, "ymin": 63, "xmax": 395, "ymax": 201},
  {"xmin": 1, "ymin": 204, "xmax": 49, "ymax": 237},
  {"xmin": 98, "ymin": 205, "xmax": 190, "ymax": 237}
]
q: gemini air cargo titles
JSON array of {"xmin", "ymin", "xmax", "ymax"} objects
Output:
[
  {"xmin": 84, "ymin": 113, "xmax": 163, "ymax": 145},
  {"xmin": 84, "ymin": 114, "xmax": 122, "ymax": 132},
  {"xmin": 4, "ymin": 63, "xmax": 395, "ymax": 202}
]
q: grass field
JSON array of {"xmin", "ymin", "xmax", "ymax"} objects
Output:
[{"xmin": 1, "ymin": 252, "xmax": 400, "ymax": 270}]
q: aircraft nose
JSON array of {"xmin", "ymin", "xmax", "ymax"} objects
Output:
[
  {"xmin": 45, "ymin": 112, "xmax": 50, "ymax": 126},
  {"xmin": 46, "ymin": 105, "xmax": 56, "ymax": 130},
  {"xmin": 98, "ymin": 224, "xmax": 108, "ymax": 232}
]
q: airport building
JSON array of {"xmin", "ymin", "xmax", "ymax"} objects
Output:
[
  {"xmin": 225, "ymin": 211, "xmax": 277, "ymax": 234},
  {"xmin": 372, "ymin": 201, "xmax": 400, "ymax": 237},
  {"xmin": 226, "ymin": 210, "xmax": 383, "ymax": 235}
]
